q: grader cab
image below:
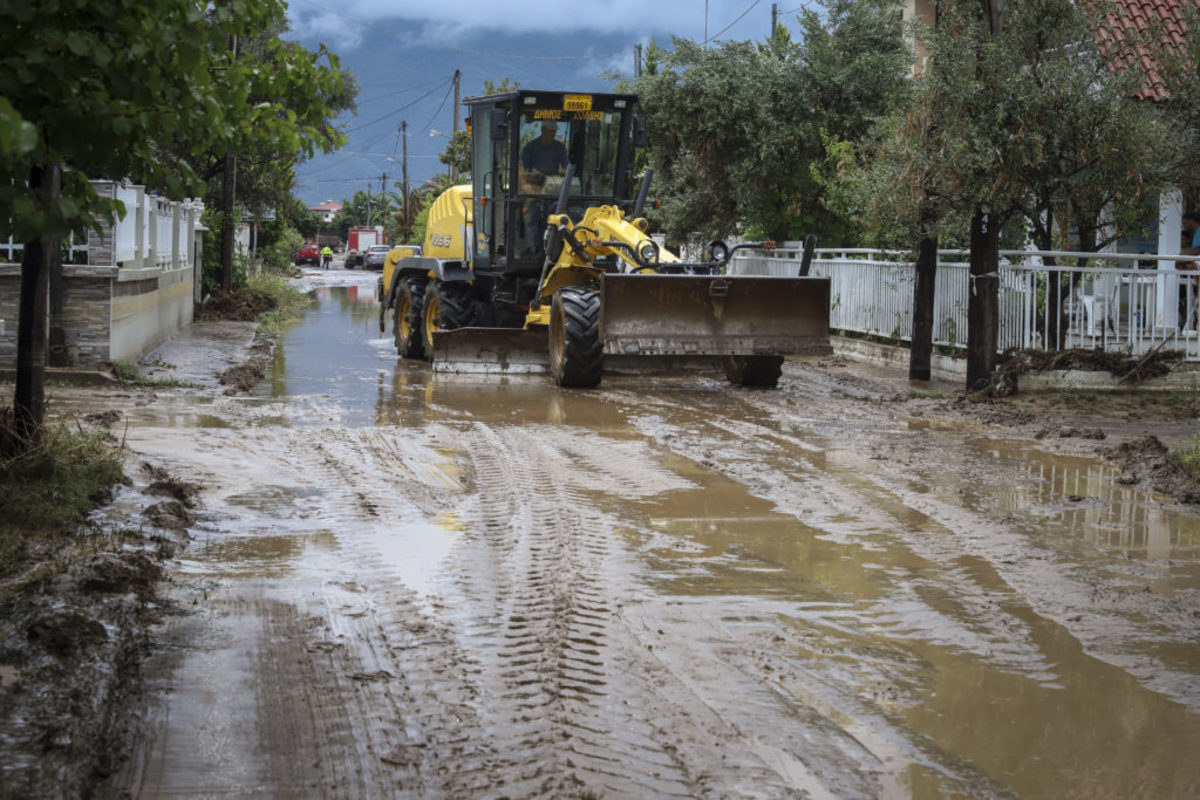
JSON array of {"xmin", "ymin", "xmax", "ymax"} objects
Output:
[{"xmin": 378, "ymin": 89, "xmax": 831, "ymax": 388}]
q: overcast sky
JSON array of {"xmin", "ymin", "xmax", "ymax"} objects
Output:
[
  {"xmin": 286, "ymin": 0, "xmax": 811, "ymax": 207},
  {"xmin": 287, "ymin": 0, "xmax": 796, "ymax": 52}
]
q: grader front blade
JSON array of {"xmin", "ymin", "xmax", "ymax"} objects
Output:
[
  {"xmin": 600, "ymin": 274, "xmax": 832, "ymax": 358},
  {"xmin": 430, "ymin": 274, "xmax": 832, "ymax": 376}
]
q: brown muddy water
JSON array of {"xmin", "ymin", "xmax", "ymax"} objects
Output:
[{"xmin": 106, "ymin": 283, "xmax": 1200, "ymax": 798}]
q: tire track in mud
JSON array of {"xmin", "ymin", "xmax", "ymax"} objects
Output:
[
  {"xmin": 259, "ymin": 425, "xmax": 505, "ymax": 797},
  {"xmin": 432, "ymin": 421, "xmax": 700, "ymax": 798},
  {"xmin": 130, "ymin": 423, "xmax": 503, "ymax": 797}
]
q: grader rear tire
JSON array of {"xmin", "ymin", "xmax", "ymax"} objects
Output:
[
  {"xmin": 725, "ymin": 355, "xmax": 783, "ymax": 388},
  {"xmin": 393, "ymin": 275, "xmax": 426, "ymax": 359},
  {"xmin": 550, "ymin": 287, "xmax": 603, "ymax": 388}
]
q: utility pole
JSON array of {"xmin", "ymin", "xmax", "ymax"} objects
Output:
[
  {"xmin": 401, "ymin": 121, "xmax": 409, "ymax": 238},
  {"xmin": 450, "ymin": 69, "xmax": 461, "ymax": 182},
  {"xmin": 634, "ymin": 43, "xmax": 643, "ymax": 78},
  {"xmin": 771, "ymin": 3, "xmax": 778, "ymax": 40}
]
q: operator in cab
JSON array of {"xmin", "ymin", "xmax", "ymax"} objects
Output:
[
  {"xmin": 520, "ymin": 120, "xmax": 568, "ymax": 192},
  {"xmin": 519, "ymin": 120, "xmax": 570, "ymax": 253}
]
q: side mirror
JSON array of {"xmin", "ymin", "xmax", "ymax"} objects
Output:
[
  {"xmin": 632, "ymin": 115, "xmax": 648, "ymax": 148},
  {"xmin": 491, "ymin": 109, "xmax": 509, "ymax": 141}
]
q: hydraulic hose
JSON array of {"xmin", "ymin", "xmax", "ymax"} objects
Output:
[{"xmin": 632, "ymin": 168, "xmax": 654, "ymax": 219}]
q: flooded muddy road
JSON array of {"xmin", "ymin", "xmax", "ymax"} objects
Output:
[{"xmin": 96, "ymin": 278, "xmax": 1199, "ymax": 797}]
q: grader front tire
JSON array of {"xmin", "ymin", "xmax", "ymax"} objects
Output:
[
  {"xmin": 421, "ymin": 281, "xmax": 475, "ymax": 359},
  {"xmin": 550, "ymin": 287, "xmax": 604, "ymax": 388},
  {"xmin": 725, "ymin": 355, "xmax": 783, "ymax": 388}
]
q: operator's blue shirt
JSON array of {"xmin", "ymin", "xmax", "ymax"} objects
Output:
[{"xmin": 521, "ymin": 137, "xmax": 568, "ymax": 177}]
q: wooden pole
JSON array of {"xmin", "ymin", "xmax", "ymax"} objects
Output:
[
  {"xmin": 401, "ymin": 121, "xmax": 409, "ymax": 238},
  {"xmin": 450, "ymin": 70, "xmax": 461, "ymax": 182}
]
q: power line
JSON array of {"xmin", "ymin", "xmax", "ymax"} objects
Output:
[
  {"xmin": 346, "ymin": 76, "xmax": 453, "ymax": 132},
  {"xmin": 356, "ymin": 74, "xmax": 449, "ymax": 106},
  {"xmin": 415, "ymin": 82, "xmax": 454, "ymax": 138},
  {"xmin": 297, "ymin": 0, "xmax": 626, "ymax": 61},
  {"xmin": 705, "ymin": 0, "xmax": 762, "ymax": 44}
]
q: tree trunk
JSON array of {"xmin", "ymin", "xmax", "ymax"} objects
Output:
[
  {"xmin": 13, "ymin": 164, "xmax": 60, "ymax": 444},
  {"xmin": 909, "ymin": 230, "xmax": 938, "ymax": 381},
  {"xmin": 221, "ymin": 148, "xmax": 236, "ymax": 291},
  {"xmin": 966, "ymin": 206, "xmax": 999, "ymax": 391}
]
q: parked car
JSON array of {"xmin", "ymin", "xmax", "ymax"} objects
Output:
[
  {"xmin": 294, "ymin": 243, "xmax": 320, "ymax": 266},
  {"xmin": 363, "ymin": 244, "xmax": 391, "ymax": 271}
]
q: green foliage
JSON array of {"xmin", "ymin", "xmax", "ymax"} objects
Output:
[
  {"xmin": 0, "ymin": 415, "xmax": 125, "ymax": 567},
  {"xmin": 1174, "ymin": 435, "xmax": 1200, "ymax": 481},
  {"xmin": 199, "ymin": 208, "xmax": 249, "ymax": 294},
  {"xmin": 848, "ymin": 0, "xmax": 1179, "ymax": 251},
  {"xmin": 634, "ymin": 0, "xmax": 911, "ymax": 245},
  {"xmin": 261, "ymin": 225, "xmax": 304, "ymax": 271},
  {"xmin": 482, "ymin": 77, "xmax": 521, "ymax": 95},
  {"xmin": 0, "ymin": 0, "xmax": 351, "ymax": 243},
  {"xmin": 439, "ymin": 130, "xmax": 472, "ymax": 179},
  {"xmin": 245, "ymin": 269, "xmax": 312, "ymax": 331},
  {"xmin": 110, "ymin": 360, "xmax": 188, "ymax": 387}
]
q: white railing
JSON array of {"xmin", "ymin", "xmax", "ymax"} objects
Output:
[
  {"xmin": 731, "ymin": 247, "xmax": 1200, "ymax": 361},
  {"xmin": 1, "ymin": 181, "xmax": 202, "ymax": 272},
  {"xmin": 115, "ymin": 184, "xmax": 139, "ymax": 263}
]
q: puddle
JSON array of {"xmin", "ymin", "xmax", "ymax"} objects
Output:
[
  {"xmin": 958, "ymin": 438, "xmax": 1200, "ymax": 562},
  {"xmin": 263, "ymin": 284, "xmax": 396, "ymax": 426},
  {"xmin": 372, "ymin": 516, "xmax": 464, "ymax": 598},
  {"xmin": 626, "ymin": 446, "xmax": 1200, "ymax": 798}
]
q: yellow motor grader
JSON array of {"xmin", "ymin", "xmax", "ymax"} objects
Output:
[{"xmin": 378, "ymin": 89, "xmax": 830, "ymax": 388}]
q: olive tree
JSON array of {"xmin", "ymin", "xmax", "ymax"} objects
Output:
[
  {"xmin": 846, "ymin": 0, "xmax": 1178, "ymax": 387},
  {"xmin": 635, "ymin": 0, "xmax": 911, "ymax": 245}
]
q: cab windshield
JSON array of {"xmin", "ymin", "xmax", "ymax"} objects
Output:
[
  {"xmin": 517, "ymin": 109, "xmax": 623, "ymax": 199},
  {"xmin": 512, "ymin": 108, "xmax": 624, "ymax": 258}
]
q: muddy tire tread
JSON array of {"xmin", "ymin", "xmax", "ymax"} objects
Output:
[{"xmin": 551, "ymin": 287, "xmax": 604, "ymax": 388}]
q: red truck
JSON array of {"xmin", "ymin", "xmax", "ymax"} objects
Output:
[{"xmin": 346, "ymin": 226, "xmax": 386, "ymax": 268}]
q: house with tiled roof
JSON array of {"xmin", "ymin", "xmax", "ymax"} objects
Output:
[{"xmin": 310, "ymin": 200, "xmax": 343, "ymax": 224}]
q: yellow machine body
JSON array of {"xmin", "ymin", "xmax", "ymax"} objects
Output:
[{"xmin": 422, "ymin": 184, "xmax": 473, "ymax": 262}]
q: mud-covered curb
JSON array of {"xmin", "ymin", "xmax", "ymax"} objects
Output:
[
  {"xmin": 218, "ymin": 330, "xmax": 277, "ymax": 394},
  {"xmin": 0, "ymin": 426, "xmax": 199, "ymax": 796}
]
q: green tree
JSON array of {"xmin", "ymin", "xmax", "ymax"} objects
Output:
[
  {"xmin": 0, "ymin": 0, "xmax": 348, "ymax": 442},
  {"xmin": 848, "ymin": 0, "xmax": 1178, "ymax": 385},
  {"xmin": 634, "ymin": 0, "xmax": 910, "ymax": 244},
  {"xmin": 439, "ymin": 130, "xmax": 472, "ymax": 181}
]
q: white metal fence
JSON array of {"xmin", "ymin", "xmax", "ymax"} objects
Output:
[{"xmin": 731, "ymin": 246, "xmax": 1200, "ymax": 361}]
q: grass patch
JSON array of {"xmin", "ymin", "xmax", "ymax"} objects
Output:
[
  {"xmin": 0, "ymin": 413, "xmax": 126, "ymax": 573},
  {"xmin": 1173, "ymin": 435, "xmax": 1200, "ymax": 482},
  {"xmin": 911, "ymin": 389, "xmax": 945, "ymax": 400},
  {"xmin": 196, "ymin": 267, "xmax": 313, "ymax": 329},
  {"xmin": 110, "ymin": 361, "xmax": 191, "ymax": 388}
]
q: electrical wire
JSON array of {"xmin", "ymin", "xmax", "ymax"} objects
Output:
[
  {"xmin": 346, "ymin": 76, "xmax": 453, "ymax": 132},
  {"xmin": 415, "ymin": 82, "xmax": 454, "ymax": 138},
  {"xmin": 705, "ymin": 0, "xmax": 761, "ymax": 44},
  {"xmin": 296, "ymin": 0, "xmax": 626, "ymax": 61}
]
